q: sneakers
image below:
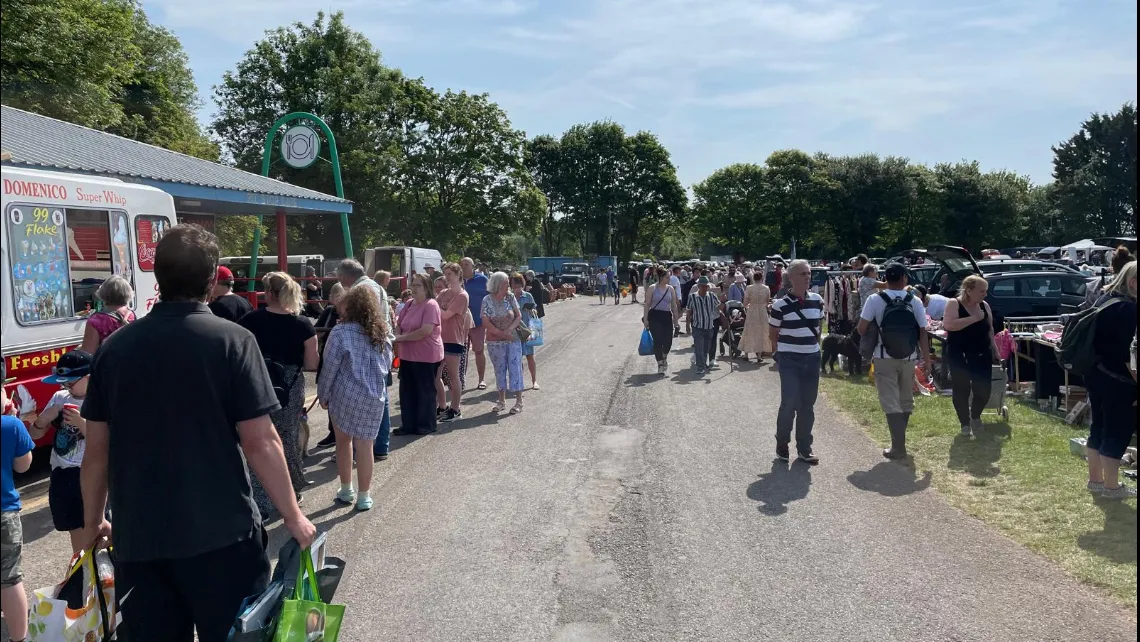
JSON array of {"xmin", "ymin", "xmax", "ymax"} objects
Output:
[
  {"xmin": 960, "ymin": 424, "xmax": 972, "ymax": 436},
  {"xmin": 374, "ymin": 452, "xmax": 389, "ymax": 462},
  {"xmin": 335, "ymin": 487, "xmax": 357, "ymax": 505},
  {"xmin": 657, "ymin": 362, "xmax": 667, "ymax": 375},
  {"xmin": 970, "ymin": 418, "xmax": 983, "ymax": 435},
  {"xmin": 882, "ymin": 447, "xmax": 908, "ymax": 460},
  {"xmin": 355, "ymin": 495, "xmax": 374, "ymax": 511},
  {"xmin": 440, "ymin": 408, "xmax": 462, "ymax": 423},
  {"xmin": 1086, "ymin": 481, "xmax": 1105, "ymax": 493},
  {"xmin": 1100, "ymin": 485, "xmax": 1138, "ymax": 499},
  {"xmin": 776, "ymin": 443, "xmax": 790, "ymax": 462},
  {"xmin": 797, "ymin": 451, "xmax": 820, "ymax": 465}
]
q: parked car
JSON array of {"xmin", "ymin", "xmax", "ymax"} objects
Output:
[
  {"xmin": 559, "ymin": 262, "xmax": 591, "ymax": 292},
  {"xmin": 894, "ymin": 245, "xmax": 980, "ymax": 297},
  {"xmin": 983, "ymin": 271, "xmax": 1087, "ymax": 319},
  {"xmin": 977, "ymin": 259, "xmax": 1083, "ymax": 276}
]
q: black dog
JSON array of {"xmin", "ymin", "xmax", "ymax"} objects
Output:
[{"xmin": 821, "ymin": 332, "xmax": 863, "ymax": 375}]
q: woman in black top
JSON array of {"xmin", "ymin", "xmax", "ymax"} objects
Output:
[
  {"xmin": 941, "ymin": 275, "xmax": 998, "ymax": 436},
  {"xmin": 1084, "ymin": 261, "xmax": 1137, "ymax": 498},
  {"xmin": 239, "ymin": 272, "xmax": 318, "ymax": 516}
]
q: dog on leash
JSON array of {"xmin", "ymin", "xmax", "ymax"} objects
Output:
[{"xmin": 821, "ymin": 332, "xmax": 863, "ymax": 375}]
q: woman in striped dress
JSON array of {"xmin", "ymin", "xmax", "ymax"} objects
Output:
[{"xmin": 318, "ymin": 286, "xmax": 393, "ymax": 512}]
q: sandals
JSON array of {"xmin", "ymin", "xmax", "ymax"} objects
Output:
[
  {"xmin": 531, "ymin": 382, "xmax": 541, "ymax": 390},
  {"xmin": 477, "ymin": 381, "xmax": 488, "ymax": 390},
  {"xmin": 493, "ymin": 401, "xmax": 506, "ymax": 413},
  {"xmin": 509, "ymin": 402, "xmax": 523, "ymax": 415}
]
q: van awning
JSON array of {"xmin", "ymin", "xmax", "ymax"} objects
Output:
[{"xmin": 1, "ymin": 105, "xmax": 351, "ymax": 217}]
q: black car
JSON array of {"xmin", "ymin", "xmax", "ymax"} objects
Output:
[
  {"xmin": 892, "ymin": 245, "xmax": 981, "ymax": 297},
  {"xmin": 983, "ymin": 271, "xmax": 1087, "ymax": 319}
]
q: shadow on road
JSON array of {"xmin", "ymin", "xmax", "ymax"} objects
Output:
[
  {"xmin": 1077, "ymin": 497, "xmax": 1137, "ymax": 564},
  {"xmin": 12, "ymin": 505, "xmax": 56, "ymax": 547},
  {"xmin": 747, "ymin": 459, "xmax": 812, "ymax": 516},
  {"xmin": 948, "ymin": 422, "xmax": 1011, "ymax": 478},
  {"xmin": 848, "ymin": 462, "xmax": 932, "ymax": 497},
  {"xmin": 625, "ymin": 373, "xmax": 663, "ymax": 387}
]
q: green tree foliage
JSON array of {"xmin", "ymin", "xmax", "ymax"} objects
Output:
[
  {"xmin": 1, "ymin": 0, "xmax": 214, "ymax": 159},
  {"xmin": 522, "ymin": 122, "xmax": 686, "ymax": 267},
  {"xmin": 212, "ymin": 12, "xmax": 538, "ymax": 260},
  {"xmin": 690, "ymin": 163, "xmax": 768, "ymax": 255},
  {"xmin": 1050, "ymin": 103, "xmax": 1137, "ymax": 238}
]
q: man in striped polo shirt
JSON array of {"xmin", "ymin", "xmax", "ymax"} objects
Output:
[
  {"xmin": 768, "ymin": 260, "xmax": 823, "ymax": 465},
  {"xmin": 686, "ymin": 277, "xmax": 722, "ymax": 374}
]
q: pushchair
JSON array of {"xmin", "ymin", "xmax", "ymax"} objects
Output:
[{"xmin": 719, "ymin": 300, "xmax": 746, "ymax": 358}]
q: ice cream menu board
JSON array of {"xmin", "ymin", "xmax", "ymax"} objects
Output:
[{"xmin": 7, "ymin": 204, "xmax": 72, "ymax": 323}]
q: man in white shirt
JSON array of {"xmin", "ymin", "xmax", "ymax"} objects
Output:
[{"xmin": 858, "ymin": 263, "xmax": 932, "ymax": 460}]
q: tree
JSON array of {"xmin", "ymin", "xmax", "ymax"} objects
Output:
[
  {"xmin": 1, "ymin": 0, "xmax": 213, "ymax": 157},
  {"xmin": 1051, "ymin": 103, "xmax": 1137, "ymax": 238},
  {"xmin": 690, "ymin": 163, "xmax": 768, "ymax": 255},
  {"xmin": 526, "ymin": 122, "xmax": 686, "ymax": 266},
  {"xmin": 876, "ymin": 163, "xmax": 943, "ymax": 252},
  {"xmin": 759, "ymin": 150, "xmax": 837, "ymax": 257},
  {"xmin": 213, "ymin": 12, "xmax": 537, "ymax": 257},
  {"xmin": 821, "ymin": 154, "xmax": 913, "ymax": 257}
]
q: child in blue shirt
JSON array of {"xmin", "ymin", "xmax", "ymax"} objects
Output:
[{"xmin": 2, "ymin": 363, "xmax": 36, "ymax": 642}]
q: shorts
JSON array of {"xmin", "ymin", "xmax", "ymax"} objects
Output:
[
  {"xmin": 49, "ymin": 466, "xmax": 85, "ymax": 532},
  {"xmin": 444, "ymin": 342, "xmax": 465, "ymax": 355},
  {"xmin": 1, "ymin": 511, "xmax": 23, "ymax": 587},
  {"xmin": 469, "ymin": 325, "xmax": 487, "ymax": 351}
]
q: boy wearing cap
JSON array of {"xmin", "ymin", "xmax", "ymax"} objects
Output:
[
  {"xmin": 29, "ymin": 350, "xmax": 94, "ymax": 552},
  {"xmin": 2, "ymin": 363, "xmax": 35, "ymax": 642},
  {"xmin": 209, "ymin": 266, "xmax": 254, "ymax": 323}
]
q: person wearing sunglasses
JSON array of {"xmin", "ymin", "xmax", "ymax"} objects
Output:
[{"xmin": 28, "ymin": 350, "xmax": 93, "ymax": 553}]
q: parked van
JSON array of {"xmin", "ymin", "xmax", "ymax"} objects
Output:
[
  {"xmin": 2, "ymin": 166, "xmax": 176, "ymax": 444},
  {"xmin": 363, "ymin": 246, "xmax": 444, "ymax": 295}
]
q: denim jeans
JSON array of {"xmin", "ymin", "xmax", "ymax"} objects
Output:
[
  {"xmin": 775, "ymin": 351, "xmax": 822, "ymax": 453},
  {"xmin": 373, "ymin": 398, "xmax": 391, "ymax": 456},
  {"xmin": 692, "ymin": 327, "xmax": 716, "ymax": 367}
]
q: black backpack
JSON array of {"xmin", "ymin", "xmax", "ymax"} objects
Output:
[{"xmin": 878, "ymin": 292, "xmax": 920, "ymax": 359}]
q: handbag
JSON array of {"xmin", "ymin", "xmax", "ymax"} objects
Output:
[
  {"xmin": 273, "ymin": 550, "xmax": 345, "ymax": 642},
  {"xmin": 526, "ymin": 317, "xmax": 544, "ymax": 347},
  {"xmin": 511, "ymin": 295, "xmax": 532, "ymax": 343}
]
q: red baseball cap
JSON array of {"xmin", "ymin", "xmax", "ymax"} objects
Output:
[{"xmin": 216, "ymin": 266, "xmax": 235, "ymax": 282}]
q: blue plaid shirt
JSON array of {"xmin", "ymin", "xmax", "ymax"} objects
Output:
[{"xmin": 317, "ymin": 322, "xmax": 392, "ymax": 435}]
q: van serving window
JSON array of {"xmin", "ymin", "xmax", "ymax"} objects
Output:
[{"xmin": 6, "ymin": 203, "xmax": 133, "ymax": 325}]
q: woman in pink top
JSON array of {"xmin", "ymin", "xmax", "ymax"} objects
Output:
[
  {"xmin": 393, "ymin": 273, "xmax": 444, "ymax": 435},
  {"xmin": 436, "ymin": 263, "xmax": 470, "ymax": 422},
  {"xmin": 80, "ymin": 275, "xmax": 135, "ymax": 354}
]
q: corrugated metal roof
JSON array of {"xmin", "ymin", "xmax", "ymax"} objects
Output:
[{"xmin": 0, "ymin": 105, "xmax": 350, "ymax": 205}]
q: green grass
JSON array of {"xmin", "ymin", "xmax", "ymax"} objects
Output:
[{"xmin": 820, "ymin": 373, "xmax": 1137, "ymax": 607}]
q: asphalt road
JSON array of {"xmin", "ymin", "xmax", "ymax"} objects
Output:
[{"xmin": 7, "ymin": 296, "xmax": 1137, "ymax": 641}]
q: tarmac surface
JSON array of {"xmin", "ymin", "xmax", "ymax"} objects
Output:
[{"xmin": 6, "ymin": 295, "xmax": 1137, "ymax": 641}]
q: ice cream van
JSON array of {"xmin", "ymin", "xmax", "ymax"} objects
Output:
[{"xmin": 2, "ymin": 166, "xmax": 176, "ymax": 444}]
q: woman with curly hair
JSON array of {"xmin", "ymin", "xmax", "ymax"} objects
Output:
[{"xmin": 318, "ymin": 286, "xmax": 394, "ymax": 511}]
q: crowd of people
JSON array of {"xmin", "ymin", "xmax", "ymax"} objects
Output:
[
  {"xmin": 0, "ymin": 225, "xmax": 555, "ymax": 642},
  {"xmin": 634, "ymin": 251, "xmax": 1138, "ymax": 497}
]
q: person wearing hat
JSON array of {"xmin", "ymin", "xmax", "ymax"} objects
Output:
[
  {"xmin": 857, "ymin": 263, "xmax": 931, "ymax": 460},
  {"xmin": 686, "ymin": 276, "xmax": 723, "ymax": 374},
  {"xmin": 27, "ymin": 350, "xmax": 94, "ymax": 553},
  {"xmin": 209, "ymin": 265, "xmax": 253, "ymax": 323},
  {"xmin": 728, "ymin": 272, "xmax": 747, "ymax": 303}
]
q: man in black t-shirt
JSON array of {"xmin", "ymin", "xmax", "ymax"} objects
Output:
[
  {"xmin": 81, "ymin": 224, "xmax": 315, "ymax": 642},
  {"xmin": 208, "ymin": 265, "xmax": 253, "ymax": 323}
]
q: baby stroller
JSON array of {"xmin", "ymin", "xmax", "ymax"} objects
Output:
[{"xmin": 719, "ymin": 300, "xmax": 746, "ymax": 358}]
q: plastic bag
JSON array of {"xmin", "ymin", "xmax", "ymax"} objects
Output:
[
  {"xmin": 638, "ymin": 328, "xmax": 654, "ymax": 356},
  {"xmin": 526, "ymin": 317, "xmax": 544, "ymax": 347},
  {"xmin": 273, "ymin": 551, "xmax": 344, "ymax": 642},
  {"xmin": 29, "ymin": 547, "xmax": 117, "ymax": 641}
]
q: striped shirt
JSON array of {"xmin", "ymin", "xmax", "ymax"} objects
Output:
[
  {"xmin": 770, "ymin": 292, "xmax": 824, "ymax": 354},
  {"xmin": 687, "ymin": 290, "xmax": 721, "ymax": 330}
]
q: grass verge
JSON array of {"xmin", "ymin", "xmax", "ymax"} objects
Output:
[{"xmin": 820, "ymin": 372, "xmax": 1137, "ymax": 608}]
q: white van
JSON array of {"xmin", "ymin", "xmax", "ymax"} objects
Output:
[
  {"xmin": 2, "ymin": 166, "xmax": 176, "ymax": 443},
  {"xmin": 363, "ymin": 246, "xmax": 444, "ymax": 293}
]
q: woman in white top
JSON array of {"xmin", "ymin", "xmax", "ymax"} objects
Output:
[{"xmin": 642, "ymin": 267, "xmax": 680, "ymax": 374}]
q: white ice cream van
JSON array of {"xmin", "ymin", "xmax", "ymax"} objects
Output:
[{"xmin": 2, "ymin": 166, "xmax": 176, "ymax": 444}]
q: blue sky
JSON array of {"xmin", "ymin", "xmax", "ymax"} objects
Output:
[{"xmin": 142, "ymin": 0, "xmax": 1136, "ymax": 188}]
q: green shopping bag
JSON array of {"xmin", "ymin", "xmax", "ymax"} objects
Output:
[{"xmin": 273, "ymin": 550, "xmax": 345, "ymax": 642}]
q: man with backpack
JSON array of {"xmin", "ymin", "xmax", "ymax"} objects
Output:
[{"xmin": 858, "ymin": 263, "xmax": 931, "ymax": 460}]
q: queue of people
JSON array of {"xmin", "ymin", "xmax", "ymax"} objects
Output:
[{"xmin": 0, "ymin": 225, "xmax": 556, "ymax": 642}]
